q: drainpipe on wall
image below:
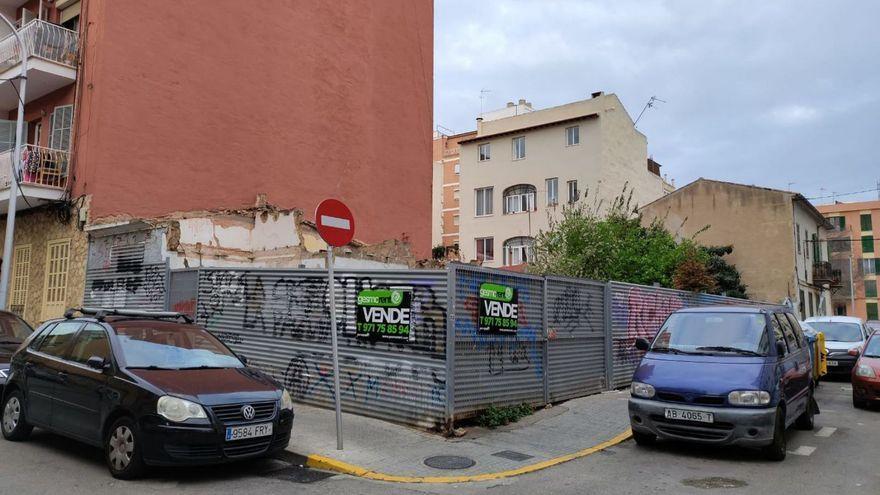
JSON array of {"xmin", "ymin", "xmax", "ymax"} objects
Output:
[{"xmin": 0, "ymin": 14, "xmax": 28, "ymax": 310}]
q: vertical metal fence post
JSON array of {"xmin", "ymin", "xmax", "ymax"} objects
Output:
[
  {"xmin": 163, "ymin": 259, "xmax": 172, "ymax": 311},
  {"xmin": 542, "ymin": 276, "xmax": 549, "ymax": 405},
  {"xmin": 603, "ymin": 282, "xmax": 614, "ymax": 390},
  {"xmin": 444, "ymin": 264, "xmax": 457, "ymax": 433}
]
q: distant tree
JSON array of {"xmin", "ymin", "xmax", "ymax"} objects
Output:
[
  {"xmin": 703, "ymin": 245, "xmax": 748, "ymax": 299},
  {"xmin": 530, "ymin": 185, "xmax": 693, "ymax": 287}
]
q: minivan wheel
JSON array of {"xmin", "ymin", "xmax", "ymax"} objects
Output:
[
  {"xmin": 762, "ymin": 408, "xmax": 787, "ymax": 461},
  {"xmin": 1, "ymin": 390, "xmax": 33, "ymax": 441},
  {"xmin": 105, "ymin": 417, "xmax": 146, "ymax": 480},
  {"xmin": 632, "ymin": 430, "xmax": 656, "ymax": 446},
  {"xmin": 795, "ymin": 392, "xmax": 815, "ymax": 430}
]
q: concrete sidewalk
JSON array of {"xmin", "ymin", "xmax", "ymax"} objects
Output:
[{"xmin": 284, "ymin": 389, "xmax": 632, "ymax": 482}]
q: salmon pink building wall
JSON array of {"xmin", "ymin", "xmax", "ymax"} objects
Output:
[{"xmin": 73, "ymin": 0, "xmax": 433, "ymax": 257}]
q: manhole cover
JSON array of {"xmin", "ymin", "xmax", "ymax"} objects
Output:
[
  {"xmin": 491, "ymin": 450, "xmax": 534, "ymax": 462},
  {"xmin": 424, "ymin": 455, "xmax": 476, "ymax": 470},
  {"xmin": 263, "ymin": 466, "xmax": 336, "ymax": 484},
  {"xmin": 682, "ymin": 477, "xmax": 748, "ymax": 489}
]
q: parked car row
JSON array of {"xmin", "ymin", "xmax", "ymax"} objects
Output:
[
  {"xmin": 628, "ymin": 309, "xmax": 880, "ymax": 461},
  {"xmin": 1, "ymin": 308, "xmax": 293, "ymax": 479}
]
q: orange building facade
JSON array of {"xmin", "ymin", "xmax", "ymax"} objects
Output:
[
  {"xmin": 431, "ymin": 130, "xmax": 475, "ymax": 253},
  {"xmin": 817, "ymin": 200, "xmax": 880, "ymax": 321}
]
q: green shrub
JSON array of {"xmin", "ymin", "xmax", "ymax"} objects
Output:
[{"xmin": 477, "ymin": 403, "xmax": 534, "ymax": 429}]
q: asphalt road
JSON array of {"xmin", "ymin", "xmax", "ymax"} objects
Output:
[{"xmin": 0, "ymin": 379, "xmax": 876, "ymax": 495}]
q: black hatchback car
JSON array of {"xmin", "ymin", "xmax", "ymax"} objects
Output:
[{"xmin": 1, "ymin": 308, "xmax": 294, "ymax": 479}]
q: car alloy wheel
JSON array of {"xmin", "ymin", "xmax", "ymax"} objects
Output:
[
  {"xmin": 108, "ymin": 425, "xmax": 135, "ymax": 471},
  {"xmin": 2, "ymin": 397, "xmax": 20, "ymax": 434}
]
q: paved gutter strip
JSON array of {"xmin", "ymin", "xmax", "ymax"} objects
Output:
[{"xmin": 303, "ymin": 429, "xmax": 633, "ymax": 484}]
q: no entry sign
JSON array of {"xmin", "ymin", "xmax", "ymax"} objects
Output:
[{"xmin": 315, "ymin": 199, "xmax": 355, "ymax": 247}]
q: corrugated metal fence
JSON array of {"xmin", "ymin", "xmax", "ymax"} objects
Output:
[
  {"xmin": 91, "ymin": 262, "xmax": 783, "ymax": 429},
  {"xmin": 83, "ymin": 240, "xmax": 169, "ymax": 311},
  {"xmin": 194, "ymin": 268, "xmax": 449, "ymax": 430}
]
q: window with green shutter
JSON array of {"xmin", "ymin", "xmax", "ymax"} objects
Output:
[
  {"xmin": 868, "ymin": 302, "xmax": 879, "ymax": 321},
  {"xmin": 867, "ymin": 280, "xmax": 878, "ymax": 298},
  {"xmin": 863, "ymin": 235, "xmax": 875, "ymax": 253},
  {"xmin": 862, "ymin": 214, "xmax": 873, "ymax": 232}
]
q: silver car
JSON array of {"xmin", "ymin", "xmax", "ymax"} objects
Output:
[{"xmin": 803, "ymin": 316, "xmax": 873, "ymax": 376}]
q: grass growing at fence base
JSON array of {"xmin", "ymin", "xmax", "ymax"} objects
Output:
[{"xmin": 478, "ymin": 404, "xmax": 534, "ymax": 429}]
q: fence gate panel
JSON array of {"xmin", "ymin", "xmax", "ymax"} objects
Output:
[
  {"xmin": 451, "ymin": 264, "xmax": 546, "ymax": 420},
  {"xmin": 546, "ymin": 276, "xmax": 606, "ymax": 401},
  {"xmin": 610, "ymin": 282, "xmax": 783, "ymax": 388},
  {"xmin": 196, "ymin": 268, "xmax": 448, "ymax": 429}
]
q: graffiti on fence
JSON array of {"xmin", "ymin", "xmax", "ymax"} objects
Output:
[
  {"xmin": 88, "ymin": 264, "xmax": 166, "ymax": 306},
  {"xmin": 614, "ymin": 286, "xmax": 684, "ymax": 367},
  {"xmin": 549, "ymin": 283, "xmax": 600, "ymax": 336}
]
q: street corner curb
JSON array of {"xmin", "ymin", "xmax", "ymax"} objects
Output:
[{"xmin": 302, "ymin": 428, "xmax": 633, "ymax": 484}]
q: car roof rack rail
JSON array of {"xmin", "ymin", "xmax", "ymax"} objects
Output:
[{"xmin": 64, "ymin": 307, "xmax": 194, "ymax": 324}]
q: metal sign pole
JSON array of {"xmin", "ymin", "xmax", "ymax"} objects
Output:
[{"xmin": 327, "ymin": 247, "xmax": 343, "ymax": 450}]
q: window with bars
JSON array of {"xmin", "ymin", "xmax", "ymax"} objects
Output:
[
  {"xmin": 10, "ymin": 245, "xmax": 31, "ymax": 317},
  {"xmin": 50, "ymin": 105, "xmax": 73, "ymax": 151},
  {"xmin": 503, "ymin": 184, "xmax": 536, "ymax": 214},
  {"xmin": 41, "ymin": 239, "xmax": 71, "ymax": 321}
]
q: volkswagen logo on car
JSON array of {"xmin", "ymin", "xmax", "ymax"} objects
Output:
[{"xmin": 241, "ymin": 404, "xmax": 256, "ymax": 421}]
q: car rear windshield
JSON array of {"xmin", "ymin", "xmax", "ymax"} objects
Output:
[
  {"xmin": 652, "ymin": 312, "xmax": 770, "ymax": 356},
  {"xmin": 112, "ymin": 321, "xmax": 243, "ymax": 370},
  {"xmin": 807, "ymin": 322, "xmax": 862, "ymax": 342},
  {"xmin": 0, "ymin": 312, "xmax": 33, "ymax": 343}
]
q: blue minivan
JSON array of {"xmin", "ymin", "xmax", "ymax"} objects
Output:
[{"xmin": 628, "ymin": 307, "xmax": 815, "ymax": 461}]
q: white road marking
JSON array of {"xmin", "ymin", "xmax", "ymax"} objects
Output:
[
  {"xmin": 815, "ymin": 427, "xmax": 837, "ymax": 438},
  {"xmin": 822, "ymin": 409, "xmax": 836, "ymax": 413},
  {"xmin": 787, "ymin": 446, "xmax": 817, "ymax": 456},
  {"xmin": 320, "ymin": 215, "xmax": 351, "ymax": 229},
  {"xmin": 840, "ymin": 385, "xmax": 853, "ymax": 391}
]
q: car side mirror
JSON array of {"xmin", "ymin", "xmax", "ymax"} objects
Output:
[
  {"xmin": 776, "ymin": 340, "xmax": 787, "ymax": 356},
  {"xmin": 848, "ymin": 347, "xmax": 861, "ymax": 357},
  {"xmin": 86, "ymin": 356, "xmax": 108, "ymax": 371},
  {"xmin": 238, "ymin": 354, "xmax": 248, "ymax": 365},
  {"xmin": 634, "ymin": 338, "xmax": 650, "ymax": 351}
]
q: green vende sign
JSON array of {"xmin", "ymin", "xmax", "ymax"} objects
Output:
[
  {"xmin": 478, "ymin": 283, "xmax": 518, "ymax": 334},
  {"xmin": 479, "ymin": 283, "xmax": 515, "ymax": 302},
  {"xmin": 356, "ymin": 289, "xmax": 412, "ymax": 342}
]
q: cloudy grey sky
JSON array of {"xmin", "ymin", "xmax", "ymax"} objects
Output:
[{"xmin": 434, "ymin": 0, "xmax": 880, "ymax": 204}]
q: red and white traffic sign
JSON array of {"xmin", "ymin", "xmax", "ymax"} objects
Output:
[{"xmin": 315, "ymin": 199, "xmax": 355, "ymax": 247}]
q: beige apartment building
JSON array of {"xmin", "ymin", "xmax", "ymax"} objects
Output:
[
  {"xmin": 640, "ymin": 179, "xmax": 836, "ymax": 320},
  {"xmin": 816, "ymin": 200, "xmax": 880, "ymax": 321},
  {"xmin": 457, "ymin": 92, "xmax": 673, "ymax": 268},
  {"xmin": 432, "ymin": 130, "xmax": 476, "ymax": 252}
]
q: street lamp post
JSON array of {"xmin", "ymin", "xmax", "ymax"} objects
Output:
[{"xmin": 0, "ymin": 13, "xmax": 28, "ymax": 309}]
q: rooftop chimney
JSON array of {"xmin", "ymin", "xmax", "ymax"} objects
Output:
[
  {"xmin": 518, "ymin": 98, "xmax": 526, "ymax": 105},
  {"xmin": 591, "ymin": 91, "xmax": 604, "ymax": 98},
  {"xmin": 506, "ymin": 101, "xmax": 515, "ymax": 108}
]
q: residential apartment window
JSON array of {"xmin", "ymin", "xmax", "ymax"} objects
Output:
[
  {"xmin": 808, "ymin": 293, "xmax": 814, "ymax": 317},
  {"xmin": 512, "ymin": 136, "xmax": 525, "ymax": 160},
  {"xmin": 49, "ymin": 105, "xmax": 74, "ymax": 151},
  {"xmin": 868, "ymin": 302, "xmax": 879, "ymax": 321},
  {"xmin": 454, "ymin": 163, "xmax": 460, "ymax": 175},
  {"xmin": 811, "ymin": 233, "xmax": 819, "ymax": 261},
  {"xmin": 861, "ymin": 213, "xmax": 873, "ymax": 231},
  {"xmin": 861, "ymin": 258, "xmax": 879, "ymax": 276},
  {"xmin": 503, "ymin": 184, "xmax": 536, "ymax": 214},
  {"xmin": 565, "ymin": 126, "xmax": 580, "ymax": 146},
  {"xmin": 567, "ymin": 180, "xmax": 579, "ymax": 204},
  {"xmin": 41, "ymin": 239, "xmax": 71, "ymax": 321},
  {"xmin": 866, "ymin": 280, "xmax": 878, "ymax": 298},
  {"xmin": 475, "ymin": 237, "xmax": 494, "ymax": 262},
  {"xmin": 453, "ymin": 214, "xmax": 460, "ymax": 226},
  {"xmin": 9, "ymin": 245, "xmax": 31, "ymax": 317},
  {"xmin": 503, "ymin": 237, "xmax": 535, "ymax": 266},
  {"xmin": 546, "ymin": 178, "xmax": 558, "ymax": 206},
  {"xmin": 475, "ymin": 187, "xmax": 493, "ymax": 216},
  {"xmin": 827, "ymin": 216, "xmax": 845, "ymax": 231},
  {"xmin": 453, "ymin": 188, "xmax": 460, "ymax": 201},
  {"xmin": 863, "ymin": 235, "xmax": 875, "ymax": 253},
  {"xmin": 478, "ymin": 143, "xmax": 491, "ymax": 162},
  {"xmin": 796, "ymin": 224, "xmax": 801, "ymax": 254}
]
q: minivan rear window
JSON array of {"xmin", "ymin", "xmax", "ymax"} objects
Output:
[
  {"xmin": 652, "ymin": 313, "xmax": 770, "ymax": 356},
  {"xmin": 808, "ymin": 322, "xmax": 862, "ymax": 343}
]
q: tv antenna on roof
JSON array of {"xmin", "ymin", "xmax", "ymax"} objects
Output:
[
  {"xmin": 479, "ymin": 88, "xmax": 492, "ymax": 117},
  {"xmin": 634, "ymin": 95, "xmax": 666, "ymax": 128}
]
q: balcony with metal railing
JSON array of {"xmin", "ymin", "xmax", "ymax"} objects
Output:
[
  {"xmin": 0, "ymin": 19, "xmax": 78, "ymax": 111},
  {"xmin": 813, "ymin": 261, "xmax": 843, "ymax": 288},
  {"xmin": 0, "ymin": 144, "xmax": 68, "ymax": 213}
]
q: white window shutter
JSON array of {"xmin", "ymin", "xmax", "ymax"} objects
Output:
[{"xmin": 0, "ymin": 120, "xmax": 15, "ymax": 152}]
